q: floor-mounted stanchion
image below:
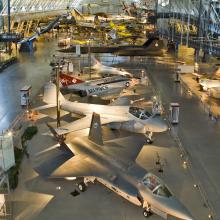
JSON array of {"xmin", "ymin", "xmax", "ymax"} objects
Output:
[{"xmin": 55, "ymin": 63, "xmax": 62, "ymax": 128}]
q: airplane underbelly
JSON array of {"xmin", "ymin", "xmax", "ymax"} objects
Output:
[
  {"xmin": 96, "ymin": 178, "xmax": 141, "ymax": 207},
  {"xmin": 151, "ymin": 206, "xmax": 167, "ymax": 219},
  {"xmin": 121, "ymin": 121, "xmax": 144, "ymax": 133}
]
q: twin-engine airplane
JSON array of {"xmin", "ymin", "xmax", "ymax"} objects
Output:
[
  {"xmin": 35, "ymin": 112, "xmax": 193, "ymax": 220},
  {"xmin": 59, "ymin": 73, "xmax": 133, "ymax": 97},
  {"xmin": 36, "ymin": 82, "xmax": 168, "ymax": 143}
]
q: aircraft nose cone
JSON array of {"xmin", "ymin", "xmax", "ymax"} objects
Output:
[{"xmin": 167, "ymin": 197, "xmax": 194, "ymax": 220}]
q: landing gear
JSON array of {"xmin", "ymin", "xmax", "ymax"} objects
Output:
[
  {"xmin": 125, "ymin": 81, "xmax": 130, "ymax": 87},
  {"xmin": 146, "ymin": 138, "xmax": 152, "ymax": 144},
  {"xmin": 145, "ymin": 132, "xmax": 153, "ymax": 144},
  {"xmin": 143, "ymin": 210, "xmax": 152, "ymax": 218},
  {"xmin": 78, "ymin": 182, "xmax": 87, "ymax": 192}
]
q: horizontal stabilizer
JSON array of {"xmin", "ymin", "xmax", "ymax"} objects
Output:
[{"xmin": 34, "ymin": 104, "xmax": 56, "ymax": 111}]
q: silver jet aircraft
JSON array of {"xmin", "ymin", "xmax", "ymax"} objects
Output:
[
  {"xmin": 37, "ymin": 82, "xmax": 168, "ymax": 143},
  {"xmin": 60, "ymin": 73, "xmax": 133, "ymax": 97},
  {"xmin": 91, "ymin": 59, "xmax": 133, "ymax": 78},
  {"xmin": 36, "ymin": 112, "xmax": 193, "ymax": 220}
]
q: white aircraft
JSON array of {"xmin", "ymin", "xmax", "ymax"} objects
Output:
[
  {"xmin": 207, "ymin": 87, "xmax": 220, "ymax": 99},
  {"xmin": 91, "ymin": 59, "xmax": 133, "ymax": 78},
  {"xmin": 59, "ymin": 73, "xmax": 135, "ymax": 97},
  {"xmin": 199, "ymin": 79, "xmax": 220, "ymax": 91},
  {"xmin": 36, "ymin": 82, "xmax": 168, "ymax": 143}
]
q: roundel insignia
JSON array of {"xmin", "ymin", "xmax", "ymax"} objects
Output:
[
  {"xmin": 93, "ymin": 122, "xmax": 98, "ymax": 129},
  {"xmin": 72, "ymin": 78, "xmax": 77, "ymax": 83}
]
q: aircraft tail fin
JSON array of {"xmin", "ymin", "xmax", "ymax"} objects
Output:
[
  {"xmin": 43, "ymin": 82, "xmax": 65, "ymax": 105},
  {"xmin": 60, "ymin": 73, "xmax": 84, "ymax": 87},
  {"xmin": 92, "ymin": 57, "xmax": 102, "ymax": 66},
  {"xmin": 88, "ymin": 112, "xmax": 103, "ymax": 146}
]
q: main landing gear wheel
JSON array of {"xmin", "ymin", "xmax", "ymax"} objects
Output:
[
  {"xmin": 146, "ymin": 138, "xmax": 152, "ymax": 144},
  {"xmin": 143, "ymin": 210, "xmax": 152, "ymax": 218},
  {"xmin": 125, "ymin": 81, "xmax": 130, "ymax": 87},
  {"xmin": 78, "ymin": 182, "xmax": 87, "ymax": 192},
  {"xmin": 145, "ymin": 132, "xmax": 153, "ymax": 144}
]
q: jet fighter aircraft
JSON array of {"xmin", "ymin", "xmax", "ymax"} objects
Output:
[
  {"xmin": 59, "ymin": 73, "xmax": 133, "ymax": 97},
  {"xmin": 90, "ymin": 59, "xmax": 133, "ymax": 77},
  {"xmin": 35, "ymin": 112, "xmax": 194, "ymax": 220},
  {"xmin": 36, "ymin": 82, "xmax": 168, "ymax": 143}
]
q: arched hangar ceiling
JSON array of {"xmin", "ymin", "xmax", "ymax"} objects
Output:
[{"xmin": 0, "ymin": 0, "xmax": 156, "ymax": 15}]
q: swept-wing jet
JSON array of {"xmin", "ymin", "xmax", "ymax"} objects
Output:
[
  {"xmin": 199, "ymin": 79, "xmax": 220, "ymax": 91},
  {"xmin": 90, "ymin": 59, "xmax": 133, "ymax": 77},
  {"xmin": 36, "ymin": 82, "xmax": 168, "ymax": 143},
  {"xmin": 36, "ymin": 112, "xmax": 193, "ymax": 220},
  {"xmin": 59, "ymin": 73, "xmax": 132, "ymax": 97}
]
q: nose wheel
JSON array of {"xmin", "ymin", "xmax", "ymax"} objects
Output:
[
  {"xmin": 145, "ymin": 132, "xmax": 153, "ymax": 144},
  {"xmin": 77, "ymin": 182, "xmax": 87, "ymax": 192},
  {"xmin": 143, "ymin": 210, "xmax": 152, "ymax": 218},
  {"xmin": 146, "ymin": 138, "xmax": 152, "ymax": 144}
]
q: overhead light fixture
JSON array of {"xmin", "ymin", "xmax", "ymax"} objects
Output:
[
  {"xmin": 7, "ymin": 131, "xmax": 13, "ymax": 137},
  {"xmin": 158, "ymin": 0, "xmax": 169, "ymax": 7}
]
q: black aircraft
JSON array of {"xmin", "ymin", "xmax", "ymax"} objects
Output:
[{"xmin": 59, "ymin": 37, "xmax": 164, "ymax": 56}]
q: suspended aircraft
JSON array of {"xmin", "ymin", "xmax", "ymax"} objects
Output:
[{"xmin": 59, "ymin": 37, "xmax": 164, "ymax": 56}]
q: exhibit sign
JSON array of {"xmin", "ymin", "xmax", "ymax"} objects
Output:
[{"xmin": 76, "ymin": 45, "xmax": 81, "ymax": 56}]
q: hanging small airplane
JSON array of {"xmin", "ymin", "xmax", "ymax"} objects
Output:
[
  {"xmin": 35, "ymin": 82, "xmax": 168, "ymax": 143},
  {"xmin": 35, "ymin": 112, "xmax": 194, "ymax": 220},
  {"xmin": 59, "ymin": 73, "xmax": 134, "ymax": 97}
]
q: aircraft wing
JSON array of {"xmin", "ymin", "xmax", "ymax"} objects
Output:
[
  {"xmin": 49, "ymin": 154, "xmax": 139, "ymax": 198},
  {"xmin": 50, "ymin": 154, "xmax": 112, "ymax": 179},
  {"xmin": 104, "ymin": 135, "xmax": 146, "ymax": 161},
  {"xmin": 55, "ymin": 114, "xmax": 129, "ymax": 135},
  {"xmin": 98, "ymin": 87, "xmax": 124, "ymax": 100}
]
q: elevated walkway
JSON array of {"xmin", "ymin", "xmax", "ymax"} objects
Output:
[{"xmin": 160, "ymin": 32, "xmax": 220, "ymax": 56}]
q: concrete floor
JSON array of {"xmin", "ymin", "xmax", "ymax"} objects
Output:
[
  {"xmin": 145, "ymin": 61, "xmax": 220, "ymax": 219},
  {"xmin": 0, "ymin": 40, "xmax": 57, "ymax": 132}
]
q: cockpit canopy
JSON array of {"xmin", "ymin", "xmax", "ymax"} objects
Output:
[
  {"xmin": 129, "ymin": 107, "xmax": 151, "ymax": 120},
  {"xmin": 142, "ymin": 173, "xmax": 172, "ymax": 198}
]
